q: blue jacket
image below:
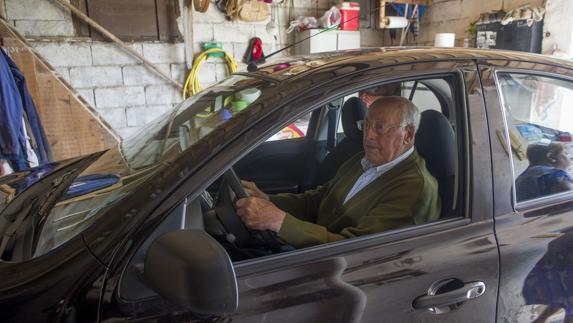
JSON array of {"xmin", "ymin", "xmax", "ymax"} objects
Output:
[{"xmin": 0, "ymin": 48, "xmax": 51, "ymax": 170}]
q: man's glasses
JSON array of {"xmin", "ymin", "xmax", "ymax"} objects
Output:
[{"xmin": 357, "ymin": 119, "xmax": 406, "ymax": 135}]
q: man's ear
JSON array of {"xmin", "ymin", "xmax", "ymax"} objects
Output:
[{"xmin": 404, "ymin": 124, "xmax": 415, "ymax": 145}]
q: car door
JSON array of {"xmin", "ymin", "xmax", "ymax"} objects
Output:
[
  {"xmin": 100, "ymin": 59, "xmax": 499, "ymax": 323},
  {"xmin": 225, "ymin": 62, "xmax": 499, "ymax": 323},
  {"xmin": 478, "ymin": 60, "xmax": 573, "ymax": 322}
]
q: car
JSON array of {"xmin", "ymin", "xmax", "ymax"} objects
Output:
[{"xmin": 1, "ymin": 47, "xmax": 573, "ymax": 322}]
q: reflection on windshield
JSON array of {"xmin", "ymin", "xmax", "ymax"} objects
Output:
[
  {"xmin": 32, "ymin": 75, "xmax": 266, "ymax": 259},
  {"xmin": 121, "ymin": 75, "xmax": 263, "ymax": 169}
]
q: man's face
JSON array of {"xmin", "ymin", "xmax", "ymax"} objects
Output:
[{"xmin": 362, "ymin": 104, "xmax": 415, "ymax": 166}]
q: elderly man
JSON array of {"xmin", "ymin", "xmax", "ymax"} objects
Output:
[{"xmin": 237, "ymin": 96, "xmax": 441, "ymax": 248}]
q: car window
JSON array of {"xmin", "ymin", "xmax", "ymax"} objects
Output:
[
  {"xmin": 337, "ymin": 80, "xmax": 445, "ymax": 134},
  {"xmin": 221, "ymin": 75, "xmax": 462, "ymax": 259},
  {"xmin": 496, "ymin": 72, "xmax": 573, "ymax": 203},
  {"xmin": 266, "ymin": 112, "xmax": 312, "ymax": 141}
]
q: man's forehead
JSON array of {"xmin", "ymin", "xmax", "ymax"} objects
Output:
[{"xmin": 367, "ymin": 104, "xmax": 402, "ymax": 120}]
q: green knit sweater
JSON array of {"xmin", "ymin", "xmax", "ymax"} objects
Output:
[{"xmin": 271, "ymin": 150, "xmax": 441, "ymax": 248}]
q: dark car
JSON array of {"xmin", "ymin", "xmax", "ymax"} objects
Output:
[{"xmin": 1, "ymin": 48, "xmax": 573, "ymax": 322}]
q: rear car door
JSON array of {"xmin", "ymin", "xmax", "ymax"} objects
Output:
[
  {"xmin": 479, "ymin": 60, "xmax": 573, "ymax": 322},
  {"xmin": 228, "ymin": 61, "xmax": 499, "ymax": 322}
]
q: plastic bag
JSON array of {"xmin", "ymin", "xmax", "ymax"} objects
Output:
[
  {"xmin": 319, "ymin": 6, "xmax": 341, "ymax": 28},
  {"xmin": 287, "ymin": 16, "xmax": 318, "ymax": 33}
]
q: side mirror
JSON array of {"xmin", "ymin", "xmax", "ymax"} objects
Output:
[{"xmin": 143, "ymin": 229, "xmax": 238, "ymax": 314}]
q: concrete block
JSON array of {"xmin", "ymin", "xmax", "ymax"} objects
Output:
[
  {"xmin": 95, "ymin": 86, "xmax": 146, "ymax": 108},
  {"xmin": 6, "ymin": 0, "xmax": 69, "ymax": 20},
  {"xmin": 123, "ymin": 64, "xmax": 171, "ymax": 86},
  {"xmin": 215, "ymin": 63, "xmax": 233, "ymax": 81},
  {"xmin": 69, "ymin": 66, "xmax": 123, "ymax": 88},
  {"xmin": 426, "ymin": 1, "xmax": 463, "ymax": 23},
  {"xmin": 192, "ymin": 6, "xmax": 226, "ymax": 24},
  {"xmin": 76, "ymin": 88, "xmax": 95, "ymax": 107},
  {"xmin": 361, "ymin": 28, "xmax": 385, "ymax": 47},
  {"xmin": 126, "ymin": 105, "xmax": 174, "ymax": 127},
  {"xmin": 232, "ymin": 42, "xmax": 248, "ymax": 62},
  {"xmin": 14, "ymin": 20, "xmax": 75, "ymax": 37},
  {"xmin": 145, "ymin": 85, "xmax": 182, "ymax": 105},
  {"xmin": 193, "ymin": 24, "xmax": 215, "ymax": 43},
  {"xmin": 214, "ymin": 23, "xmax": 254, "ymax": 43},
  {"xmin": 195, "ymin": 62, "xmax": 217, "ymax": 85},
  {"xmin": 31, "ymin": 42, "xmax": 92, "ymax": 67},
  {"xmin": 171, "ymin": 64, "xmax": 188, "ymax": 84},
  {"xmin": 292, "ymin": 0, "xmax": 331, "ymax": 9},
  {"xmin": 142, "ymin": 43, "xmax": 185, "ymax": 64},
  {"xmin": 91, "ymin": 42, "xmax": 143, "ymax": 66},
  {"xmin": 253, "ymin": 24, "xmax": 278, "ymax": 44},
  {"xmin": 97, "ymin": 107, "xmax": 127, "ymax": 129},
  {"xmin": 54, "ymin": 67, "xmax": 70, "ymax": 84}
]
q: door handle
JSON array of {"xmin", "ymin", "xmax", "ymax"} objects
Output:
[{"xmin": 412, "ymin": 281, "xmax": 486, "ymax": 311}]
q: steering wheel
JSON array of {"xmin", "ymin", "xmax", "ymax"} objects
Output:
[{"xmin": 213, "ymin": 168, "xmax": 281, "ymax": 252}]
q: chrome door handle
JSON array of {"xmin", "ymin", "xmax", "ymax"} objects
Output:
[{"xmin": 413, "ymin": 281, "xmax": 486, "ymax": 310}]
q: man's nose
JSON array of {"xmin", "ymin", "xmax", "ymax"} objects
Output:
[{"xmin": 364, "ymin": 125, "xmax": 377, "ymax": 139}]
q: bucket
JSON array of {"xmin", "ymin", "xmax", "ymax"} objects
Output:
[{"xmin": 339, "ymin": 2, "xmax": 360, "ymax": 31}]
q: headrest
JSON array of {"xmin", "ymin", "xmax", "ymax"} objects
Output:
[
  {"xmin": 341, "ymin": 97, "xmax": 367, "ymax": 140},
  {"xmin": 414, "ymin": 110, "xmax": 456, "ymax": 179}
]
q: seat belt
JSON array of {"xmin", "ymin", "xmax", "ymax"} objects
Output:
[{"xmin": 326, "ymin": 103, "xmax": 338, "ymax": 152}]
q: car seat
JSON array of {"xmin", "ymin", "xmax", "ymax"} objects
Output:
[
  {"xmin": 314, "ymin": 97, "xmax": 367, "ymax": 186},
  {"xmin": 414, "ymin": 110, "xmax": 456, "ymax": 218}
]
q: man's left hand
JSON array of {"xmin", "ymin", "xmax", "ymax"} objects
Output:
[{"xmin": 236, "ymin": 197, "xmax": 286, "ymax": 232}]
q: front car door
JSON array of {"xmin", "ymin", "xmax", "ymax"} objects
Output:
[
  {"xmin": 479, "ymin": 58, "xmax": 573, "ymax": 322},
  {"xmin": 227, "ymin": 60, "xmax": 498, "ymax": 322},
  {"xmin": 99, "ymin": 55, "xmax": 500, "ymax": 322}
]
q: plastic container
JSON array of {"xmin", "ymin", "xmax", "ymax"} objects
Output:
[
  {"xmin": 339, "ymin": 2, "xmax": 360, "ymax": 31},
  {"xmin": 202, "ymin": 41, "xmax": 224, "ymax": 58}
]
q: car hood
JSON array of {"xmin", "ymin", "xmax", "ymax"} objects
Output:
[{"xmin": 0, "ymin": 151, "xmax": 105, "ymax": 259}]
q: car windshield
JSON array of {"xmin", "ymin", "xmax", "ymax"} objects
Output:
[
  {"xmin": 121, "ymin": 75, "xmax": 265, "ymax": 169},
  {"xmin": 31, "ymin": 74, "xmax": 268, "ymax": 258}
]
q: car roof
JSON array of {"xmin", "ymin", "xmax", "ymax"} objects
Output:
[{"xmin": 248, "ymin": 47, "xmax": 573, "ymax": 82}]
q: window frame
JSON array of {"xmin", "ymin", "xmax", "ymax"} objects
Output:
[
  {"xmin": 231, "ymin": 71, "xmax": 469, "ymax": 269},
  {"xmin": 493, "ymin": 69, "xmax": 573, "ymax": 212},
  {"xmin": 116, "ymin": 64, "xmax": 479, "ymax": 303}
]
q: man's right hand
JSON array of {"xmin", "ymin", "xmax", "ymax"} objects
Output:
[{"xmin": 241, "ymin": 180, "xmax": 269, "ymax": 200}]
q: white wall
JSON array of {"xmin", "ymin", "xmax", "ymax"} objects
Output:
[
  {"xmin": 542, "ymin": 0, "xmax": 573, "ymax": 56},
  {"xmin": 2, "ymin": 0, "xmax": 386, "ymax": 138}
]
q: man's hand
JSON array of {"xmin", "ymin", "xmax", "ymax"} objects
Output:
[
  {"xmin": 241, "ymin": 180, "xmax": 269, "ymax": 200},
  {"xmin": 236, "ymin": 197, "xmax": 286, "ymax": 232}
]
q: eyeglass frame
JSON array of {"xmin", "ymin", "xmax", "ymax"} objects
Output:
[{"xmin": 356, "ymin": 119, "xmax": 409, "ymax": 135}]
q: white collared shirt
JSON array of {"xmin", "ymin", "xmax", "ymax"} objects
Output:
[{"xmin": 343, "ymin": 147, "xmax": 414, "ymax": 204}]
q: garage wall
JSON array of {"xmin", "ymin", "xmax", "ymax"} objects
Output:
[
  {"xmin": 1, "ymin": 0, "xmax": 386, "ymax": 139},
  {"xmin": 413, "ymin": 0, "xmax": 545, "ymax": 47}
]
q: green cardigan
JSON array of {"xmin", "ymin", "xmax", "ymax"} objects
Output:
[{"xmin": 271, "ymin": 150, "xmax": 441, "ymax": 248}]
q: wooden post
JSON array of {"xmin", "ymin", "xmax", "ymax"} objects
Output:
[{"xmin": 52, "ymin": 0, "xmax": 183, "ymax": 90}]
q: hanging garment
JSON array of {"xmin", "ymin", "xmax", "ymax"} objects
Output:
[
  {"xmin": 243, "ymin": 37, "xmax": 265, "ymax": 64},
  {"xmin": 0, "ymin": 48, "xmax": 51, "ymax": 171}
]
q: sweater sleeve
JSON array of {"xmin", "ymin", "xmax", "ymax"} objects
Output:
[{"xmin": 269, "ymin": 183, "xmax": 329, "ymax": 223}]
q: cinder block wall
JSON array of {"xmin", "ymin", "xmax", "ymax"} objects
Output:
[{"xmin": 2, "ymin": 0, "xmax": 386, "ymax": 139}]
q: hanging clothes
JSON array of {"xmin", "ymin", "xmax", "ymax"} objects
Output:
[{"xmin": 0, "ymin": 48, "xmax": 51, "ymax": 172}]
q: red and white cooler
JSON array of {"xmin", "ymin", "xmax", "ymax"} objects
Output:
[{"xmin": 339, "ymin": 2, "xmax": 360, "ymax": 31}]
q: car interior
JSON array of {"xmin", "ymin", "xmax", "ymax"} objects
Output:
[{"xmin": 119, "ymin": 75, "xmax": 467, "ymax": 301}]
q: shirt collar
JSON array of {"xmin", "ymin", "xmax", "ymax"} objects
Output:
[{"xmin": 361, "ymin": 147, "xmax": 415, "ymax": 174}]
